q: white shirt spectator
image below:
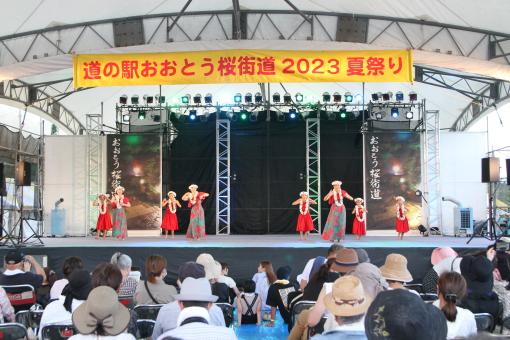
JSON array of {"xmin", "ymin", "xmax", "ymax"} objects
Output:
[
  {"xmin": 218, "ymin": 275, "xmax": 236, "ymax": 289},
  {"xmin": 69, "ymin": 334, "xmax": 135, "ymax": 340},
  {"xmin": 50, "ymin": 279, "xmax": 69, "ymax": 300},
  {"xmin": 433, "ymin": 300, "xmax": 477, "ymax": 339},
  {"xmin": 252, "ymin": 272, "xmax": 271, "ymax": 312},
  {"xmin": 38, "ymin": 295, "xmax": 84, "ymax": 339}
]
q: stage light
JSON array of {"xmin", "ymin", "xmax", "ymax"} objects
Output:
[
  {"xmin": 273, "ymin": 92, "xmax": 281, "ymax": 103},
  {"xmin": 339, "ymin": 106, "xmax": 347, "ymax": 119},
  {"xmin": 143, "ymin": 95, "xmax": 154, "ymax": 104},
  {"xmin": 193, "ymin": 93, "xmax": 202, "ymax": 104},
  {"xmin": 181, "ymin": 94, "xmax": 190, "ymax": 104},
  {"xmin": 288, "ymin": 108, "xmax": 297, "ymax": 120},
  {"xmin": 245, "ymin": 93, "xmax": 253, "ymax": 104},
  {"xmin": 204, "ymin": 93, "xmax": 213, "ymax": 104},
  {"xmin": 119, "ymin": 95, "xmax": 128, "ymax": 104},
  {"xmin": 138, "ymin": 110, "xmax": 146, "ymax": 120},
  {"xmin": 153, "ymin": 114, "xmax": 161, "ymax": 122},
  {"xmin": 405, "ymin": 110, "xmax": 414, "ymax": 119},
  {"xmin": 375, "ymin": 111, "xmax": 384, "ymax": 120},
  {"xmin": 250, "ymin": 112, "xmax": 258, "ymax": 122},
  {"xmin": 344, "ymin": 92, "xmax": 353, "ymax": 103},
  {"xmin": 283, "ymin": 93, "xmax": 292, "ymax": 104},
  {"xmin": 255, "ymin": 92, "xmax": 263, "ymax": 103},
  {"xmin": 391, "ymin": 107, "xmax": 399, "ymax": 118},
  {"xmin": 155, "ymin": 95, "xmax": 166, "ymax": 104},
  {"xmin": 240, "ymin": 110, "xmax": 248, "ymax": 121},
  {"xmin": 122, "ymin": 114, "xmax": 130, "ymax": 122},
  {"xmin": 395, "ymin": 91, "xmax": 404, "ymax": 101},
  {"xmin": 131, "ymin": 95, "xmax": 139, "ymax": 105},
  {"xmin": 333, "ymin": 92, "xmax": 342, "ymax": 103},
  {"xmin": 295, "ymin": 93, "xmax": 304, "ymax": 103},
  {"xmin": 371, "ymin": 93, "xmax": 379, "ymax": 101},
  {"xmin": 322, "ymin": 92, "xmax": 331, "ymax": 103},
  {"xmin": 189, "ymin": 110, "xmax": 197, "ymax": 121},
  {"xmin": 234, "ymin": 93, "xmax": 242, "ymax": 103},
  {"xmin": 382, "ymin": 92, "xmax": 392, "ymax": 101},
  {"xmin": 409, "ymin": 91, "xmax": 418, "ymax": 101}
]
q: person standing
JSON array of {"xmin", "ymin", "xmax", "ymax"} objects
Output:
[
  {"xmin": 111, "ymin": 186, "xmax": 131, "ymax": 240},
  {"xmin": 161, "ymin": 191, "xmax": 181, "ymax": 239},
  {"xmin": 182, "ymin": 184, "xmax": 209, "ymax": 240},
  {"xmin": 291, "ymin": 191, "xmax": 317, "ymax": 241},
  {"xmin": 95, "ymin": 193, "xmax": 112, "ymax": 240},
  {"xmin": 322, "ymin": 180, "xmax": 354, "ymax": 242},
  {"xmin": 352, "ymin": 198, "xmax": 367, "ymax": 240},
  {"xmin": 395, "ymin": 196, "xmax": 409, "ymax": 240}
]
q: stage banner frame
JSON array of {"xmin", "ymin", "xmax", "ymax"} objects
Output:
[{"xmin": 73, "ymin": 49, "xmax": 413, "ymax": 87}]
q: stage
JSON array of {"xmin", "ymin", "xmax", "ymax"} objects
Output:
[{"xmin": 0, "ymin": 234, "xmax": 492, "ymax": 285}]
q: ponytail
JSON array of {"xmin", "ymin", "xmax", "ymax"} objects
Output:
[{"xmin": 442, "ymin": 293, "xmax": 458, "ymax": 322}]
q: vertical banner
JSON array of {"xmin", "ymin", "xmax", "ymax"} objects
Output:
[
  {"xmin": 107, "ymin": 134, "xmax": 161, "ymax": 231},
  {"xmin": 365, "ymin": 131, "xmax": 422, "ymax": 230}
]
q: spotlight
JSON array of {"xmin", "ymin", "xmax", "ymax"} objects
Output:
[
  {"xmin": 382, "ymin": 92, "xmax": 392, "ymax": 101},
  {"xmin": 333, "ymin": 92, "xmax": 342, "ymax": 103},
  {"xmin": 283, "ymin": 93, "xmax": 292, "ymax": 104},
  {"xmin": 375, "ymin": 111, "xmax": 384, "ymax": 120},
  {"xmin": 405, "ymin": 111, "xmax": 414, "ymax": 120},
  {"xmin": 295, "ymin": 93, "xmax": 304, "ymax": 103},
  {"xmin": 395, "ymin": 91, "xmax": 404, "ymax": 101},
  {"xmin": 119, "ymin": 95, "xmax": 128, "ymax": 105},
  {"xmin": 204, "ymin": 93, "xmax": 213, "ymax": 104},
  {"xmin": 391, "ymin": 107, "xmax": 399, "ymax": 118},
  {"xmin": 143, "ymin": 95, "xmax": 154, "ymax": 104},
  {"xmin": 339, "ymin": 106, "xmax": 347, "ymax": 119},
  {"xmin": 122, "ymin": 114, "xmax": 130, "ymax": 122},
  {"xmin": 138, "ymin": 110, "xmax": 146, "ymax": 120},
  {"xmin": 181, "ymin": 94, "xmax": 190, "ymax": 104},
  {"xmin": 245, "ymin": 93, "xmax": 253, "ymax": 104},
  {"xmin": 322, "ymin": 92, "xmax": 331, "ymax": 103},
  {"xmin": 371, "ymin": 93, "xmax": 379, "ymax": 101},
  {"xmin": 288, "ymin": 108, "xmax": 297, "ymax": 120},
  {"xmin": 153, "ymin": 114, "xmax": 161, "ymax": 122},
  {"xmin": 344, "ymin": 92, "xmax": 353, "ymax": 103},
  {"xmin": 130, "ymin": 95, "xmax": 139, "ymax": 105},
  {"xmin": 249, "ymin": 112, "xmax": 258, "ymax": 122},
  {"xmin": 234, "ymin": 93, "xmax": 242, "ymax": 103},
  {"xmin": 273, "ymin": 92, "xmax": 281, "ymax": 103},
  {"xmin": 255, "ymin": 92, "xmax": 263, "ymax": 103},
  {"xmin": 193, "ymin": 93, "xmax": 202, "ymax": 104},
  {"xmin": 409, "ymin": 91, "xmax": 418, "ymax": 101},
  {"xmin": 240, "ymin": 110, "xmax": 248, "ymax": 121},
  {"xmin": 155, "ymin": 95, "xmax": 166, "ymax": 104},
  {"xmin": 188, "ymin": 110, "xmax": 197, "ymax": 121}
]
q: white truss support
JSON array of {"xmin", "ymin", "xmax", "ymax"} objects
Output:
[
  {"xmin": 306, "ymin": 118, "xmax": 321, "ymax": 233},
  {"xmin": 216, "ymin": 119, "xmax": 230, "ymax": 235},
  {"xmin": 86, "ymin": 114, "xmax": 103, "ymax": 235},
  {"xmin": 423, "ymin": 109, "xmax": 442, "ymax": 233}
]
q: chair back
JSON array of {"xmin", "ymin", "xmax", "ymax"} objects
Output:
[
  {"xmin": 291, "ymin": 300, "xmax": 315, "ymax": 327},
  {"xmin": 308, "ymin": 317, "xmax": 327, "ymax": 338},
  {"xmin": 404, "ymin": 283, "xmax": 424, "ymax": 294},
  {"xmin": 215, "ymin": 302, "xmax": 234, "ymax": 327},
  {"xmin": 40, "ymin": 324, "xmax": 77, "ymax": 340},
  {"xmin": 474, "ymin": 313, "xmax": 494, "ymax": 332},
  {"xmin": 1, "ymin": 285, "xmax": 36, "ymax": 312},
  {"xmin": 15, "ymin": 310, "xmax": 43, "ymax": 332},
  {"xmin": 136, "ymin": 319, "xmax": 156, "ymax": 339},
  {"xmin": 133, "ymin": 304, "xmax": 164, "ymax": 320},
  {"xmin": 118, "ymin": 295, "xmax": 135, "ymax": 309},
  {"xmin": 419, "ymin": 293, "xmax": 438, "ymax": 302},
  {"xmin": 0, "ymin": 323, "xmax": 28, "ymax": 340}
]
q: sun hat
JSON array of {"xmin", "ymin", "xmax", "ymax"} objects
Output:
[
  {"xmin": 174, "ymin": 277, "xmax": 218, "ymax": 302},
  {"xmin": 5, "ymin": 249, "xmax": 24, "ymax": 264},
  {"xmin": 350, "ymin": 263, "xmax": 388, "ymax": 299},
  {"xmin": 167, "ymin": 191, "xmax": 176, "ymax": 197},
  {"xmin": 196, "ymin": 253, "xmax": 216, "ymax": 280},
  {"xmin": 431, "ymin": 247, "xmax": 458, "ymax": 266},
  {"xmin": 355, "ymin": 248, "xmax": 370, "ymax": 263},
  {"xmin": 188, "ymin": 184, "xmax": 198, "ymax": 190},
  {"xmin": 331, "ymin": 180, "xmax": 342, "ymax": 186},
  {"xmin": 177, "ymin": 261, "xmax": 205, "ymax": 282},
  {"xmin": 379, "ymin": 253, "xmax": 413, "ymax": 283},
  {"xmin": 334, "ymin": 248, "xmax": 359, "ymax": 273},
  {"xmin": 72, "ymin": 286, "xmax": 130, "ymax": 336},
  {"xmin": 460, "ymin": 255, "xmax": 494, "ymax": 294},
  {"xmin": 324, "ymin": 275, "xmax": 370, "ymax": 317}
]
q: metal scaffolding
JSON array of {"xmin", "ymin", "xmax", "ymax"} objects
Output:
[
  {"xmin": 306, "ymin": 117, "xmax": 321, "ymax": 233},
  {"xmin": 86, "ymin": 114, "xmax": 103, "ymax": 235},
  {"xmin": 423, "ymin": 109, "xmax": 442, "ymax": 233},
  {"xmin": 216, "ymin": 118, "xmax": 230, "ymax": 235}
]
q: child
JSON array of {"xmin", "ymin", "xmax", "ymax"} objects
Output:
[
  {"xmin": 395, "ymin": 196, "xmax": 409, "ymax": 239},
  {"xmin": 236, "ymin": 280, "xmax": 262, "ymax": 326},
  {"xmin": 352, "ymin": 198, "xmax": 367, "ymax": 240},
  {"xmin": 292, "ymin": 192, "xmax": 317, "ymax": 241},
  {"xmin": 161, "ymin": 191, "xmax": 181, "ymax": 239},
  {"xmin": 95, "ymin": 193, "xmax": 112, "ymax": 240}
]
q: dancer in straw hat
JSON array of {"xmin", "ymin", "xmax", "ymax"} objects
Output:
[
  {"xmin": 94, "ymin": 193, "xmax": 112, "ymax": 240},
  {"xmin": 182, "ymin": 184, "xmax": 209, "ymax": 240},
  {"xmin": 111, "ymin": 186, "xmax": 131, "ymax": 240},
  {"xmin": 395, "ymin": 196, "xmax": 409, "ymax": 240},
  {"xmin": 352, "ymin": 198, "xmax": 367, "ymax": 240},
  {"xmin": 322, "ymin": 180, "xmax": 354, "ymax": 242},
  {"xmin": 161, "ymin": 191, "xmax": 181, "ymax": 239},
  {"xmin": 291, "ymin": 191, "xmax": 317, "ymax": 241}
]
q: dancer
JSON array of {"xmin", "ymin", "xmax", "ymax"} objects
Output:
[
  {"xmin": 322, "ymin": 180, "xmax": 354, "ymax": 242},
  {"xmin": 95, "ymin": 193, "xmax": 112, "ymax": 240},
  {"xmin": 395, "ymin": 196, "xmax": 409, "ymax": 240},
  {"xmin": 161, "ymin": 191, "xmax": 181, "ymax": 239},
  {"xmin": 182, "ymin": 184, "xmax": 209, "ymax": 240},
  {"xmin": 111, "ymin": 186, "xmax": 131, "ymax": 240},
  {"xmin": 291, "ymin": 192, "xmax": 317, "ymax": 241},
  {"xmin": 352, "ymin": 198, "xmax": 367, "ymax": 240}
]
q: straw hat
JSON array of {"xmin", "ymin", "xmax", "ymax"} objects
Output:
[
  {"xmin": 354, "ymin": 197, "xmax": 364, "ymax": 204},
  {"xmin": 299, "ymin": 191, "xmax": 308, "ymax": 197},
  {"xmin": 324, "ymin": 275, "xmax": 370, "ymax": 317},
  {"xmin": 333, "ymin": 248, "xmax": 359, "ymax": 273},
  {"xmin": 188, "ymin": 184, "xmax": 198, "ymax": 190},
  {"xmin": 167, "ymin": 191, "xmax": 176, "ymax": 197},
  {"xmin": 114, "ymin": 186, "xmax": 125, "ymax": 193},
  {"xmin": 331, "ymin": 180, "xmax": 342, "ymax": 186},
  {"xmin": 431, "ymin": 247, "xmax": 458, "ymax": 266},
  {"xmin": 395, "ymin": 196, "xmax": 405, "ymax": 202},
  {"xmin": 196, "ymin": 253, "xmax": 216, "ymax": 280},
  {"xmin": 379, "ymin": 253, "xmax": 413, "ymax": 283},
  {"xmin": 72, "ymin": 286, "xmax": 130, "ymax": 336}
]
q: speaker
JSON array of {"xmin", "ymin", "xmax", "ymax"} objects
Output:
[
  {"xmin": 507, "ymin": 159, "xmax": 510, "ymax": 185},
  {"xmin": 15, "ymin": 161, "xmax": 31, "ymax": 186},
  {"xmin": 0, "ymin": 163, "xmax": 6, "ymax": 196},
  {"xmin": 481, "ymin": 157, "xmax": 500, "ymax": 183}
]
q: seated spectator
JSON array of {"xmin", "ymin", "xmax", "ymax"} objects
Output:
[
  {"xmin": 39, "ymin": 269, "xmax": 91, "ymax": 339},
  {"xmin": 0, "ymin": 286, "xmax": 15, "ymax": 323},
  {"xmin": 111, "ymin": 252, "xmax": 138, "ymax": 296},
  {"xmin": 431, "ymin": 247, "xmax": 458, "ymax": 266},
  {"xmin": 0, "ymin": 249, "xmax": 46, "ymax": 289},
  {"xmin": 297, "ymin": 244, "xmax": 343, "ymax": 290},
  {"xmin": 156, "ymin": 277, "xmax": 236, "ymax": 340},
  {"xmin": 266, "ymin": 265, "xmax": 296, "ymax": 329},
  {"xmin": 379, "ymin": 253, "xmax": 416, "ymax": 294},
  {"xmin": 365, "ymin": 289, "xmax": 447, "ymax": 340},
  {"xmin": 433, "ymin": 271, "xmax": 477, "ymax": 339},
  {"xmin": 196, "ymin": 254, "xmax": 230, "ymax": 303},
  {"xmin": 236, "ymin": 280, "xmax": 261, "ymax": 326},
  {"xmin": 493, "ymin": 250, "xmax": 510, "ymax": 334},
  {"xmin": 152, "ymin": 262, "xmax": 226, "ymax": 339},
  {"xmin": 302, "ymin": 258, "xmax": 340, "ymax": 301},
  {"xmin": 350, "ymin": 263, "xmax": 388, "ymax": 300},
  {"xmin": 135, "ymin": 255, "xmax": 176, "ymax": 305},
  {"xmin": 37, "ymin": 267, "xmax": 57, "ymax": 306},
  {"xmin": 355, "ymin": 248, "xmax": 370, "ymax": 264},
  {"xmin": 51, "ymin": 256, "xmax": 84, "ymax": 299},
  {"xmin": 69, "ymin": 286, "xmax": 135, "ymax": 340},
  {"xmin": 219, "ymin": 262, "xmax": 241, "ymax": 298},
  {"xmin": 252, "ymin": 260, "xmax": 277, "ymax": 317},
  {"xmin": 459, "ymin": 255, "xmax": 500, "ymax": 321},
  {"xmin": 311, "ymin": 276, "xmax": 369, "ymax": 339}
]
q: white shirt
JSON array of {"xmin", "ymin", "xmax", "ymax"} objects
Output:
[
  {"xmin": 69, "ymin": 334, "xmax": 135, "ymax": 340},
  {"xmin": 50, "ymin": 279, "xmax": 69, "ymax": 300},
  {"xmin": 252, "ymin": 272, "xmax": 271, "ymax": 311},
  {"xmin": 297, "ymin": 258, "xmax": 327, "ymax": 284},
  {"xmin": 218, "ymin": 275, "xmax": 236, "ymax": 289},
  {"xmin": 2, "ymin": 269, "xmax": 24, "ymax": 276},
  {"xmin": 433, "ymin": 300, "xmax": 477, "ymax": 339},
  {"xmin": 38, "ymin": 295, "xmax": 84, "ymax": 340}
]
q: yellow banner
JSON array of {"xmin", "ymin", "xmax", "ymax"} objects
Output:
[{"xmin": 73, "ymin": 49, "xmax": 413, "ymax": 87}]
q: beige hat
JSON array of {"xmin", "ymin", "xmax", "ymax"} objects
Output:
[
  {"xmin": 196, "ymin": 253, "xmax": 216, "ymax": 280},
  {"xmin": 324, "ymin": 275, "xmax": 370, "ymax": 317},
  {"xmin": 72, "ymin": 286, "xmax": 130, "ymax": 336},
  {"xmin": 380, "ymin": 253, "xmax": 413, "ymax": 283}
]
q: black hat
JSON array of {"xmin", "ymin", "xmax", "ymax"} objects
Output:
[
  {"xmin": 5, "ymin": 249, "xmax": 24, "ymax": 264},
  {"xmin": 365, "ymin": 289, "xmax": 446, "ymax": 340},
  {"xmin": 62, "ymin": 269, "xmax": 92, "ymax": 313},
  {"xmin": 460, "ymin": 255, "xmax": 493, "ymax": 294},
  {"xmin": 276, "ymin": 266, "xmax": 292, "ymax": 280},
  {"xmin": 178, "ymin": 262, "xmax": 205, "ymax": 282}
]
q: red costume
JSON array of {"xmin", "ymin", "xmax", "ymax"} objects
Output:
[
  {"xmin": 296, "ymin": 199, "xmax": 314, "ymax": 232},
  {"xmin": 395, "ymin": 206, "xmax": 409, "ymax": 233},
  {"xmin": 96, "ymin": 202, "xmax": 112, "ymax": 231},
  {"xmin": 352, "ymin": 206, "xmax": 366, "ymax": 236},
  {"xmin": 161, "ymin": 201, "xmax": 179, "ymax": 231}
]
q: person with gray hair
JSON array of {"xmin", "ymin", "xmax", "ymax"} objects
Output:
[{"xmin": 111, "ymin": 252, "xmax": 138, "ymax": 296}]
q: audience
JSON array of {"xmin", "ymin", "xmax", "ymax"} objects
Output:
[
  {"xmin": 236, "ymin": 280, "xmax": 261, "ymax": 326},
  {"xmin": 0, "ymin": 287, "xmax": 14, "ymax": 324},
  {"xmin": 155, "ymin": 277, "xmax": 236, "ymax": 340},
  {"xmin": 135, "ymin": 255, "xmax": 176, "ymax": 305},
  {"xmin": 297, "ymin": 244, "xmax": 343, "ymax": 290},
  {"xmin": 69, "ymin": 286, "xmax": 134, "ymax": 340},
  {"xmin": 252, "ymin": 260, "xmax": 277, "ymax": 317},
  {"xmin": 0, "ymin": 249, "xmax": 46, "ymax": 288},
  {"xmin": 431, "ymin": 247, "xmax": 458, "ymax": 266},
  {"xmin": 50, "ymin": 256, "xmax": 84, "ymax": 299},
  {"xmin": 111, "ymin": 252, "xmax": 138, "ymax": 296},
  {"xmin": 266, "ymin": 265, "xmax": 296, "ymax": 328},
  {"xmin": 434, "ymin": 271, "xmax": 477, "ymax": 339},
  {"xmin": 379, "ymin": 253, "xmax": 416, "ymax": 294},
  {"xmin": 355, "ymin": 248, "xmax": 371, "ymax": 264},
  {"xmin": 493, "ymin": 250, "xmax": 510, "ymax": 334},
  {"xmin": 350, "ymin": 263, "xmax": 388, "ymax": 299},
  {"xmin": 196, "ymin": 254, "xmax": 230, "ymax": 303},
  {"xmin": 219, "ymin": 262, "xmax": 241, "ymax": 298},
  {"xmin": 302, "ymin": 258, "xmax": 340, "ymax": 301},
  {"xmin": 37, "ymin": 267, "xmax": 57, "ymax": 306}
]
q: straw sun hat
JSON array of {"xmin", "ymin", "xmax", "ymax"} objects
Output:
[
  {"xmin": 324, "ymin": 275, "xmax": 370, "ymax": 317},
  {"xmin": 379, "ymin": 253, "xmax": 413, "ymax": 283}
]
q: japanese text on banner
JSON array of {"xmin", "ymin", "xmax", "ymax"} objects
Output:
[
  {"xmin": 369, "ymin": 136, "xmax": 382, "ymax": 200},
  {"xmin": 111, "ymin": 137, "xmax": 122, "ymax": 193}
]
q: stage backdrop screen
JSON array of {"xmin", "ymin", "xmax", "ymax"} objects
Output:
[
  {"xmin": 365, "ymin": 131, "xmax": 421, "ymax": 230},
  {"xmin": 107, "ymin": 134, "xmax": 161, "ymax": 231}
]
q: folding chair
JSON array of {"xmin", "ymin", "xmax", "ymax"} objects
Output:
[
  {"xmin": 133, "ymin": 304, "xmax": 164, "ymax": 320},
  {"xmin": 1, "ymin": 284, "xmax": 36, "ymax": 313},
  {"xmin": 290, "ymin": 300, "xmax": 315, "ymax": 328},
  {"xmin": 136, "ymin": 319, "xmax": 156, "ymax": 339},
  {"xmin": 474, "ymin": 313, "xmax": 494, "ymax": 333},
  {"xmin": 0, "ymin": 322, "xmax": 28, "ymax": 340},
  {"xmin": 215, "ymin": 302, "xmax": 234, "ymax": 327},
  {"xmin": 40, "ymin": 324, "xmax": 77, "ymax": 340},
  {"xmin": 15, "ymin": 310, "xmax": 43, "ymax": 333},
  {"xmin": 419, "ymin": 293, "xmax": 438, "ymax": 302},
  {"xmin": 118, "ymin": 295, "xmax": 135, "ymax": 309}
]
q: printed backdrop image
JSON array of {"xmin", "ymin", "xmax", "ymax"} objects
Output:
[
  {"xmin": 107, "ymin": 134, "xmax": 161, "ymax": 230},
  {"xmin": 365, "ymin": 131, "xmax": 422, "ymax": 230}
]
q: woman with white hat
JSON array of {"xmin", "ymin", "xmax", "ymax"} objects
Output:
[
  {"xmin": 161, "ymin": 191, "xmax": 181, "ymax": 239},
  {"xmin": 291, "ymin": 191, "xmax": 317, "ymax": 241},
  {"xmin": 322, "ymin": 180, "xmax": 354, "ymax": 242},
  {"xmin": 395, "ymin": 196, "xmax": 409, "ymax": 240},
  {"xmin": 182, "ymin": 184, "xmax": 209, "ymax": 240},
  {"xmin": 111, "ymin": 186, "xmax": 131, "ymax": 240},
  {"xmin": 95, "ymin": 193, "xmax": 112, "ymax": 240}
]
